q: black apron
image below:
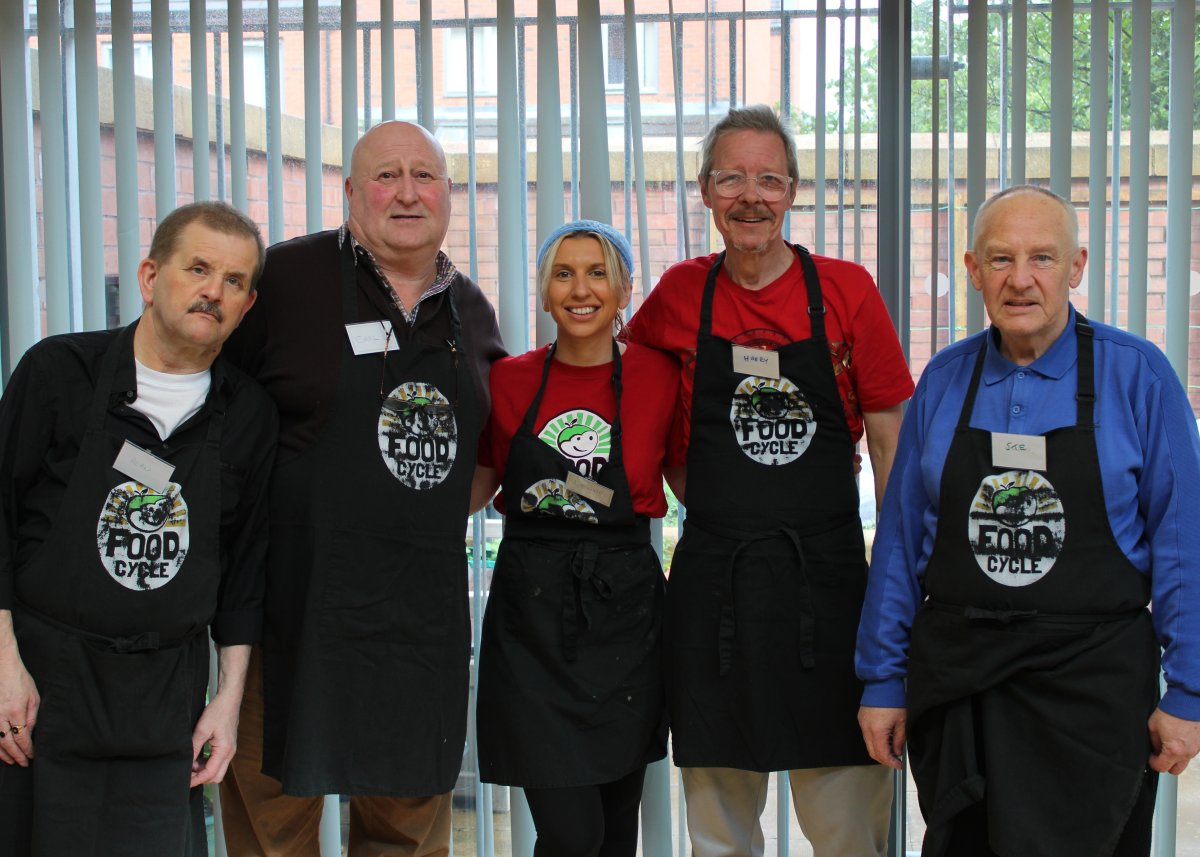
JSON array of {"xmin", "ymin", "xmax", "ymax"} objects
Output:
[
  {"xmin": 668, "ymin": 246, "xmax": 873, "ymax": 771},
  {"xmin": 477, "ymin": 342, "xmax": 666, "ymax": 788},
  {"xmin": 1, "ymin": 323, "xmax": 220, "ymax": 857},
  {"xmin": 907, "ymin": 319, "xmax": 1158, "ymax": 857},
  {"xmin": 262, "ymin": 239, "xmax": 480, "ymax": 796}
]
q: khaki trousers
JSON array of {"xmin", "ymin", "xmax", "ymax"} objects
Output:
[
  {"xmin": 681, "ymin": 765, "xmax": 892, "ymax": 857},
  {"xmin": 220, "ymin": 646, "xmax": 453, "ymax": 857}
]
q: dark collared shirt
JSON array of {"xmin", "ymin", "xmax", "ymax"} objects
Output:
[
  {"xmin": 0, "ymin": 326, "xmax": 278, "ymax": 645},
  {"xmin": 338, "ymin": 224, "xmax": 457, "ymax": 326}
]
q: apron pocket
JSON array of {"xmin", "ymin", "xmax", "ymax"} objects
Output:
[
  {"xmin": 318, "ymin": 528, "xmax": 462, "ymax": 643},
  {"xmin": 40, "ymin": 636, "xmax": 197, "ymax": 759}
]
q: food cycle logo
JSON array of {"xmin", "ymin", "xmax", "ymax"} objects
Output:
[
  {"xmin": 95, "ymin": 482, "xmax": 189, "ymax": 591},
  {"xmin": 967, "ymin": 470, "xmax": 1065, "ymax": 586},
  {"xmin": 520, "ymin": 479, "xmax": 599, "ymax": 524},
  {"xmin": 729, "ymin": 375, "xmax": 816, "ymax": 465},
  {"xmin": 379, "ymin": 381, "xmax": 457, "ymax": 490},
  {"xmin": 538, "ymin": 410, "xmax": 612, "ymax": 478}
]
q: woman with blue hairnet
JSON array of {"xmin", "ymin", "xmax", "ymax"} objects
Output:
[{"xmin": 473, "ymin": 221, "xmax": 682, "ymax": 857}]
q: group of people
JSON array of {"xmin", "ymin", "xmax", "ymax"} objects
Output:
[{"xmin": 0, "ymin": 103, "xmax": 1196, "ymax": 857}]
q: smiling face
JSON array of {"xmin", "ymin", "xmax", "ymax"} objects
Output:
[
  {"xmin": 700, "ymin": 129, "xmax": 797, "ymax": 259},
  {"xmin": 543, "ymin": 235, "xmax": 631, "ymax": 347},
  {"xmin": 137, "ymin": 221, "xmax": 259, "ymax": 358},
  {"xmin": 964, "ymin": 190, "xmax": 1087, "ymax": 365},
  {"xmin": 345, "ymin": 121, "xmax": 452, "ymax": 267}
]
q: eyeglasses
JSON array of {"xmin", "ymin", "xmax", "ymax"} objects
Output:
[{"xmin": 707, "ymin": 170, "xmax": 795, "ymax": 202}]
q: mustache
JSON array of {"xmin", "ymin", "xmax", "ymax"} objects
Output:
[
  {"xmin": 729, "ymin": 206, "xmax": 775, "ymax": 220},
  {"xmin": 187, "ymin": 300, "xmax": 224, "ymax": 322}
]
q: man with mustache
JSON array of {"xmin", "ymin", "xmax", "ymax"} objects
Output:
[
  {"xmin": 0, "ymin": 201, "xmax": 277, "ymax": 856},
  {"xmin": 217, "ymin": 121, "xmax": 504, "ymax": 857},
  {"xmin": 623, "ymin": 105, "xmax": 912, "ymax": 857}
]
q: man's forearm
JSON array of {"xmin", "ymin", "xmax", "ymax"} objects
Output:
[{"xmin": 213, "ymin": 643, "xmax": 251, "ymax": 704}]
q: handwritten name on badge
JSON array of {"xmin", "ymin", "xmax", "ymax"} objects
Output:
[
  {"xmin": 345, "ymin": 321, "xmax": 393, "ymax": 356},
  {"xmin": 113, "ymin": 440, "xmax": 175, "ymax": 493},
  {"xmin": 991, "ymin": 432, "xmax": 1047, "ymax": 472},
  {"xmin": 565, "ymin": 471, "xmax": 614, "ymax": 508},
  {"xmin": 731, "ymin": 345, "xmax": 780, "ymax": 380}
]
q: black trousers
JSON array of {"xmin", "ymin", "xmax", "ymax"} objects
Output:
[
  {"xmin": 524, "ymin": 766, "xmax": 648, "ymax": 857},
  {"xmin": 937, "ymin": 768, "xmax": 1159, "ymax": 857}
]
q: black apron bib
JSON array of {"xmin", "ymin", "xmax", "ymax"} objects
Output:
[
  {"xmin": 3, "ymin": 323, "xmax": 220, "ymax": 857},
  {"xmin": 668, "ymin": 246, "xmax": 872, "ymax": 771},
  {"xmin": 907, "ymin": 319, "xmax": 1158, "ymax": 857},
  {"xmin": 477, "ymin": 342, "xmax": 666, "ymax": 788},
  {"xmin": 262, "ymin": 239, "xmax": 480, "ymax": 796}
]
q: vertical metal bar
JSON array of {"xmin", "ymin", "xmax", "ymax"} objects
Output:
[
  {"xmin": 1108, "ymin": 8, "xmax": 1122, "ymax": 327},
  {"xmin": 1086, "ymin": 0, "xmax": 1108, "ymax": 320},
  {"xmin": 728, "ymin": 19, "xmax": 736, "ymax": 109},
  {"xmin": 214, "ymin": 31, "xmax": 226, "ymax": 203},
  {"xmin": 229, "ymin": 0, "xmax": 249, "ymax": 214},
  {"xmin": 569, "ymin": 22, "xmax": 580, "ymax": 223},
  {"xmin": 463, "ymin": 1, "xmax": 479, "ymax": 285},
  {"xmin": 576, "ymin": 0, "xmax": 611, "ymax": 223},
  {"xmin": 1125, "ymin": 0, "xmax": 1150, "ymax": 339},
  {"xmin": 381, "ymin": 0, "xmax": 396, "ymax": 122},
  {"xmin": 363, "ymin": 31, "xmax": 372, "ymax": 131},
  {"xmin": 852, "ymin": 0, "xmax": 862, "ymax": 266},
  {"xmin": 151, "ymin": 0, "xmax": 176, "ymax": 217},
  {"xmin": 497, "ymin": 0, "xmax": 527, "ymax": 354},
  {"xmin": 1049, "ymin": 0, "xmax": 1072, "ymax": 197},
  {"xmin": 965, "ymin": 0, "xmax": 986, "ymax": 335},
  {"xmin": 1162, "ymin": 0, "xmax": 1195, "ymax": 377},
  {"xmin": 111, "ymin": 0, "xmax": 142, "ymax": 324},
  {"xmin": 931, "ymin": 0, "xmax": 940, "ymax": 358},
  {"xmin": 815, "ymin": 0, "xmax": 826, "ymax": 254},
  {"xmin": 946, "ymin": 5, "xmax": 957, "ymax": 342},
  {"xmin": 74, "ymin": 0, "xmax": 107, "ymax": 331},
  {"xmin": 0, "ymin": 0, "xmax": 36, "ymax": 372},
  {"xmin": 836, "ymin": 2, "xmax": 845, "ymax": 258},
  {"xmin": 191, "ymin": 0, "xmax": 210, "ymax": 200},
  {"xmin": 304, "ymin": 0, "xmax": 323, "ymax": 233},
  {"xmin": 535, "ymin": 0, "xmax": 564, "ymax": 347},
  {"xmin": 998, "ymin": 7, "xmax": 1007, "ymax": 190},
  {"xmin": 625, "ymin": 0, "xmax": 651, "ymax": 310},
  {"xmin": 38, "ymin": 0, "xmax": 71, "ymax": 336},
  {"xmin": 342, "ymin": 0, "xmax": 358, "ymax": 209},
  {"xmin": 419, "ymin": 0, "xmax": 434, "ymax": 131},
  {"xmin": 266, "ymin": 0, "xmax": 283, "ymax": 244},
  {"xmin": 468, "ymin": 513, "xmax": 489, "ymax": 857},
  {"xmin": 668, "ymin": 0, "xmax": 690, "ymax": 259},
  {"xmin": 777, "ymin": 773, "xmax": 791, "ymax": 857},
  {"xmin": 641, "ymin": 759, "xmax": 674, "ymax": 857},
  {"xmin": 1011, "ymin": 0, "xmax": 1027, "ymax": 185},
  {"xmin": 780, "ymin": 12, "xmax": 791, "ymax": 243}
]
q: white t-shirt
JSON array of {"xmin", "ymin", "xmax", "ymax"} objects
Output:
[{"xmin": 130, "ymin": 359, "xmax": 212, "ymax": 440}]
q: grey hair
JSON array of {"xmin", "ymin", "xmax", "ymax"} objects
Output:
[
  {"xmin": 972, "ymin": 185, "xmax": 1079, "ymax": 255},
  {"xmin": 698, "ymin": 104, "xmax": 800, "ymax": 183}
]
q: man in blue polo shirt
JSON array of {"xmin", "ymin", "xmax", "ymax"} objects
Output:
[{"xmin": 856, "ymin": 185, "xmax": 1200, "ymax": 857}]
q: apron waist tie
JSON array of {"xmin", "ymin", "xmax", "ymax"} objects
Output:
[
  {"xmin": 927, "ymin": 599, "xmax": 1147, "ymax": 625},
  {"xmin": 561, "ymin": 541, "xmax": 613, "ymax": 663},
  {"xmin": 688, "ymin": 519, "xmax": 816, "ymax": 676},
  {"xmin": 16, "ymin": 600, "xmax": 199, "ymax": 653}
]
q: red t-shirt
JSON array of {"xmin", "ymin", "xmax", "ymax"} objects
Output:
[
  {"xmin": 624, "ymin": 251, "xmax": 913, "ymax": 450},
  {"xmin": 480, "ymin": 342, "xmax": 684, "ymax": 517}
]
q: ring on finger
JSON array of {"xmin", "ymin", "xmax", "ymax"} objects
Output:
[{"xmin": 9, "ymin": 725, "xmax": 22, "ymax": 736}]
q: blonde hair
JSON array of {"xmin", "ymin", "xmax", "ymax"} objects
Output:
[{"xmin": 536, "ymin": 230, "xmax": 634, "ymax": 309}]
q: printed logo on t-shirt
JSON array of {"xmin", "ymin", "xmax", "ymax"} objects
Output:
[
  {"xmin": 538, "ymin": 410, "xmax": 612, "ymax": 478},
  {"xmin": 96, "ymin": 481, "xmax": 190, "ymax": 591},
  {"xmin": 519, "ymin": 478, "xmax": 599, "ymax": 524},
  {"xmin": 729, "ymin": 375, "xmax": 816, "ymax": 465},
  {"xmin": 967, "ymin": 470, "xmax": 1065, "ymax": 585},
  {"xmin": 379, "ymin": 381, "xmax": 458, "ymax": 490}
]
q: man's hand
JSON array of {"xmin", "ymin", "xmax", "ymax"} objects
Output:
[
  {"xmin": 858, "ymin": 705, "xmax": 906, "ymax": 770},
  {"xmin": 190, "ymin": 689, "xmax": 240, "ymax": 787},
  {"xmin": 1148, "ymin": 707, "xmax": 1200, "ymax": 775},
  {"xmin": 0, "ymin": 611, "xmax": 38, "ymax": 766}
]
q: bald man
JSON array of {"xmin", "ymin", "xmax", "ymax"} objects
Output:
[
  {"xmin": 219, "ymin": 121, "xmax": 505, "ymax": 857},
  {"xmin": 856, "ymin": 185, "xmax": 1200, "ymax": 856}
]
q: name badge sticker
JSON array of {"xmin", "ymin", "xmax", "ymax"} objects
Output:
[
  {"xmin": 345, "ymin": 321, "xmax": 393, "ymax": 356},
  {"xmin": 991, "ymin": 432, "xmax": 1047, "ymax": 472},
  {"xmin": 565, "ymin": 470, "xmax": 614, "ymax": 508},
  {"xmin": 731, "ymin": 345, "xmax": 780, "ymax": 380},
  {"xmin": 113, "ymin": 440, "xmax": 175, "ymax": 494}
]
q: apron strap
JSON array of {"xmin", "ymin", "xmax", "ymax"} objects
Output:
[
  {"xmin": 955, "ymin": 341, "xmax": 989, "ymax": 433},
  {"xmin": 560, "ymin": 541, "xmax": 613, "ymax": 663},
  {"xmin": 86, "ymin": 324, "xmax": 137, "ymax": 433},
  {"xmin": 517, "ymin": 340, "xmax": 625, "ymax": 461},
  {"xmin": 698, "ymin": 245, "xmax": 823, "ymax": 341},
  {"xmin": 1074, "ymin": 316, "xmax": 1096, "ymax": 429},
  {"xmin": 692, "ymin": 518, "xmax": 817, "ymax": 675}
]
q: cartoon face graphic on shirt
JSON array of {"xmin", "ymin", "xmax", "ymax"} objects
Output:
[
  {"xmin": 126, "ymin": 493, "xmax": 173, "ymax": 532},
  {"xmin": 539, "ymin": 411, "xmax": 612, "ymax": 479}
]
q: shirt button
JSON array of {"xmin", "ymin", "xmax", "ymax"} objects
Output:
[
  {"xmin": 1011, "ymin": 405, "xmax": 1021, "ymax": 415},
  {"xmin": 1017, "ymin": 372, "xmax": 1026, "ymax": 379}
]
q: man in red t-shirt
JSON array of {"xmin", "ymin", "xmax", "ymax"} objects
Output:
[{"xmin": 625, "ymin": 105, "xmax": 913, "ymax": 857}]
